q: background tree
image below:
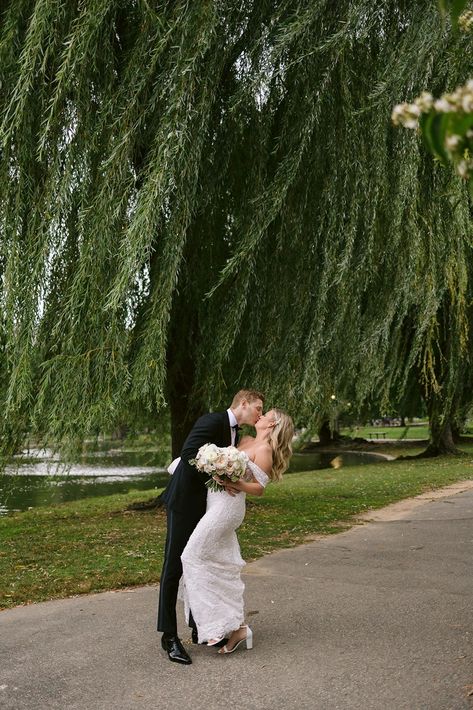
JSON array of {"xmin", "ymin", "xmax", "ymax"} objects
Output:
[{"xmin": 1, "ymin": 0, "xmax": 472, "ymax": 460}]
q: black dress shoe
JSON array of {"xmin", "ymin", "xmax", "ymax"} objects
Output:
[{"xmin": 161, "ymin": 634, "xmax": 192, "ymax": 665}]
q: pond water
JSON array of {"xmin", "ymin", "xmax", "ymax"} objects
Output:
[{"xmin": 0, "ymin": 448, "xmax": 385, "ymax": 516}]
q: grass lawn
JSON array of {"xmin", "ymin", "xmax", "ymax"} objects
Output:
[
  {"xmin": 341, "ymin": 424, "xmax": 430, "ymax": 440},
  {"xmin": 1, "ymin": 446, "xmax": 473, "ymax": 610},
  {"xmin": 342, "ymin": 422, "xmax": 473, "ymax": 441}
]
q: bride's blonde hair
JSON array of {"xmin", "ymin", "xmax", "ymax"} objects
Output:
[{"xmin": 267, "ymin": 408, "xmax": 294, "ymax": 481}]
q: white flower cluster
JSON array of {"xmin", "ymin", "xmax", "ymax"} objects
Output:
[
  {"xmin": 392, "ymin": 81, "xmax": 473, "ymax": 129},
  {"xmin": 190, "ymin": 443, "xmax": 248, "ymax": 492},
  {"xmin": 391, "ymin": 91, "xmax": 434, "ymax": 129},
  {"xmin": 459, "ymin": 10, "xmax": 473, "ymax": 33},
  {"xmin": 392, "ymin": 81, "xmax": 473, "ymax": 179}
]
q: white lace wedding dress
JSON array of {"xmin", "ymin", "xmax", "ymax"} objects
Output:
[{"xmin": 180, "ymin": 460, "xmax": 269, "ymax": 643}]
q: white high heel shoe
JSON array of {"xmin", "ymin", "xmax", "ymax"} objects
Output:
[
  {"xmin": 218, "ymin": 626, "xmax": 253, "ymax": 654},
  {"xmin": 207, "ymin": 637, "xmax": 225, "ymax": 647}
]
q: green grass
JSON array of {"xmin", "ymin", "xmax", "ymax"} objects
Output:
[
  {"xmin": 0, "ymin": 488, "xmax": 167, "ymax": 609},
  {"xmin": 341, "ymin": 424, "xmax": 430, "ymax": 440},
  {"xmin": 1, "ymin": 448, "xmax": 473, "ymax": 610}
]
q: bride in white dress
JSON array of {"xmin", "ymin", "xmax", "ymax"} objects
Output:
[{"xmin": 180, "ymin": 408, "xmax": 294, "ymax": 654}]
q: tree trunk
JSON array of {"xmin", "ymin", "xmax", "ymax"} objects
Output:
[
  {"xmin": 166, "ymin": 308, "xmax": 204, "ymax": 457},
  {"xmin": 127, "ymin": 377, "xmax": 203, "ymax": 511},
  {"xmin": 128, "ymin": 318, "xmax": 203, "ymax": 511},
  {"xmin": 113, "ymin": 422, "xmax": 129, "ymax": 441},
  {"xmin": 318, "ymin": 420, "xmax": 335, "ymax": 446},
  {"xmin": 168, "ymin": 382, "xmax": 203, "ymax": 458},
  {"xmin": 451, "ymin": 422, "xmax": 462, "ymax": 444},
  {"xmin": 424, "ymin": 412, "xmax": 460, "ymax": 454},
  {"xmin": 416, "ymin": 396, "xmax": 461, "ymax": 457}
]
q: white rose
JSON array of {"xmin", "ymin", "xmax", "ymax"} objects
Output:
[{"xmin": 205, "ymin": 449, "xmax": 218, "ymax": 463}]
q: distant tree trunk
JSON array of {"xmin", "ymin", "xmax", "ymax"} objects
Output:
[
  {"xmin": 114, "ymin": 423, "xmax": 129, "ymax": 440},
  {"xmin": 318, "ymin": 419, "xmax": 340, "ymax": 446},
  {"xmin": 429, "ymin": 416, "xmax": 457, "ymax": 454},
  {"xmin": 417, "ymin": 394, "xmax": 461, "ymax": 457}
]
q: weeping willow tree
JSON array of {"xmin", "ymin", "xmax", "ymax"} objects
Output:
[{"xmin": 1, "ymin": 0, "xmax": 472, "ymax": 459}]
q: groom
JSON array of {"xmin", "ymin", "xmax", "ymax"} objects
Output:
[{"xmin": 157, "ymin": 389, "xmax": 264, "ymax": 665}]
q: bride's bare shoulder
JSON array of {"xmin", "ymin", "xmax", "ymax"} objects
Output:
[
  {"xmin": 253, "ymin": 443, "xmax": 272, "ymax": 475},
  {"xmin": 238, "ymin": 435, "xmax": 254, "ymax": 447}
]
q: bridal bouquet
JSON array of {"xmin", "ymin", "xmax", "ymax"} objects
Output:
[{"xmin": 190, "ymin": 443, "xmax": 248, "ymax": 492}]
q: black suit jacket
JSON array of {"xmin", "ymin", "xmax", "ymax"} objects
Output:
[{"xmin": 161, "ymin": 411, "xmax": 232, "ymax": 516}]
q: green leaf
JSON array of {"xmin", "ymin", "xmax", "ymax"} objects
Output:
[
  {"xmin": 420, "ymin": 112, "xmax": 449, "ymax": 163},
  {"xmin": 447, "ymin": 113, "xmax": 473, "ymax": 136},
  {"xmin": 450, "ymin": 0, "xmax": 470, "ymax": 23},
  {"xmin": 438, "ymin": 0, "xmax": 470, "ymax": 23}
]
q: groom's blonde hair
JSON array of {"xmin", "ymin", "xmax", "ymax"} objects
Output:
[{"xmin": 230, "ymin": 389, "xmax": 265, "ymax": 407}]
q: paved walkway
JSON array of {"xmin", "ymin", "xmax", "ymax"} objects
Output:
[{"xmin": 1, "ymin": 483, "xmax": 472, "ymax": 710}]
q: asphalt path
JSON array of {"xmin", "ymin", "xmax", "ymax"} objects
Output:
[{"xmin": 1, "ymin": 483, "xmax": 472, "ymax": 710}]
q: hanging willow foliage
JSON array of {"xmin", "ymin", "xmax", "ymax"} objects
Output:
[{"xmin": 0, "ymin": 0, "xmax": 472, "ymax": 457}]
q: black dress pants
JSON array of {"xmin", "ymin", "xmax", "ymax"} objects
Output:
[{"xmin": 157, "ymin": 508, "xmax": 201, "ymax": 635}]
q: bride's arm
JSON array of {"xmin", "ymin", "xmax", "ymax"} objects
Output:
[
  {"xmin": 223, "ymin": 448, "xmax": 272, "ymax": 497},
  {"xmin": 230, "ymin": 478, "xmax": 265, "ymax": 496},
  {"xmin": 214, "ymin": 472, "xmax": 265, "ymax": 496}
]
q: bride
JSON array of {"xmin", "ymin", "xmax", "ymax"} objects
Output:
[{"xmin": 180, "ymin": 408, "xmax": 294, "ymax": 654}]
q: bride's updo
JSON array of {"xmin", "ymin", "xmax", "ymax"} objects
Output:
[{"xmin": 267, "ymin": 409, "xmax": 294, "ymax": 481}]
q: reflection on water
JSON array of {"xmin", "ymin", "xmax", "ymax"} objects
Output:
[
  {"xmin": 0, "ymin": 446, "xmax": 169, "ymax": 515},
  {"xmin": 0, "ymin": 472, "xmax": 171, "ymax": 516},
  {"xmin": 0, "ymin": 448, "xmax": 384, "ymax": 515}
]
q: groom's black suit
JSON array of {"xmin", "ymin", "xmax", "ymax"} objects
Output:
[{"xmin": 157, "ymin": 411, "xmax": 234, "ymax": 635}]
